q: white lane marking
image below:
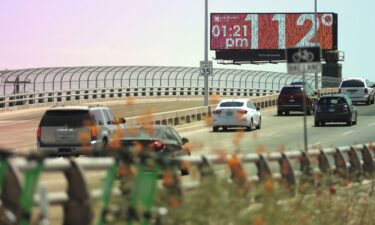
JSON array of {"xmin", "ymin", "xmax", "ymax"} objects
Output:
[
  {"xmin": 314, "ymin": 141, "xmax": 321, "ymax": 145},
  {"xmin": 265, "ymin": 131, "xmax": 279, "ymax": 137},
  {"xmin": 0, "ymin": 120, "xmax": 31, "ymax": 127},
  {"xmin": 342, "ymin": 130, "xmax": 354, "ymax": 136},
  {"xmin": 368, "ymin": 123, "xmax": 375, "ymax": 127}
]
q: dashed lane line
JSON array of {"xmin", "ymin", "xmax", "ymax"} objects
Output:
[{"xmin": 342, "ymin": 130, "xmax": 354, "ymax": 136}]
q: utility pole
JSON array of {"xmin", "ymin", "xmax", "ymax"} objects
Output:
[
  {"xmin": 203, "ymin": 0, "xmax": 209, "ymax": 106},
  {"xmin": 5, "ymin": 77, "xmax": 30, "ymax": 94},
  {"xmin": 314, "ymin": 0, "xmax": 319, "ymax": 90}
]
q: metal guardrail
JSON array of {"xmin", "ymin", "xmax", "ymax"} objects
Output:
[
  {"xmin": 0, "ymin": 87, "xmax": 278, "ymax": 111},
  {"xmin": 0, "ymin": 142, "xmax": 373, "ymax": 225},
  {"xmin": 0, "ymin": 86, "xmax": 339, "ymax": 113}
]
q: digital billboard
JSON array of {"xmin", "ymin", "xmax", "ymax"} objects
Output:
[{"xmin": 211, "ymin": 13, "xmax": 337, "ymax": 62}]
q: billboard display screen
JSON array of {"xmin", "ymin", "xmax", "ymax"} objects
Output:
[{"xmin": 211, "ymin": 13, "xmax": 337, "ymax": 51}]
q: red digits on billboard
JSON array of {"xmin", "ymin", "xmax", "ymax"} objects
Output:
[{"xmin": 211, "ymin": 13, "xmax": 334, "ymax": 50}]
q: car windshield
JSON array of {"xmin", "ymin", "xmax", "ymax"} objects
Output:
[
  {"xmin": 219, "ymin": 102, "xmax": 244, "ymax": 107},
  {"xmin": 280, "ymin": 87, "xmax": 304, "ymax": 94},
  {"xmin": 123, "ymin": 127, "xmax": 164, "ymax": 139},
  {"xmin": 340, "ymin": 80, "xmax": 365, "ymax": 87},
  {"xmin": 318, "ymin": 97, "xmax": 346, "ymax": 105},
  {"xmin": 40, "ymin": 110, "xmax": 91, "ymax": 127}
]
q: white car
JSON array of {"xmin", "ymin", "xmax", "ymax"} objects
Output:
[
  {"xmin": 339, "ymin": 78, "xmax": 375, "ymax": 105},
  {"xmin": 212, "ymin": 99, "xmax": 261, "ymax": 132}
]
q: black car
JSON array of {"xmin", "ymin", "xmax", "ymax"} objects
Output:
[
  {"xmin": 118, "ymin": 125, "xmax": 190, "ymax": 175},
  {"xmin": 314, "ymin": 94, "xmax": 357, "ymax": 126}
]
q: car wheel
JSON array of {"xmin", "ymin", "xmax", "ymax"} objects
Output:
[
  {"xmin": 212, "ymin": 126, "xmax": 219, "ymax": 132},
  {"xmin": 347, "ymin": 118, "xmax": 353, "ymax": 126},
  {"xmin": 353, "ymin": 114, "xmax": 357, "ymax": 125},
  {"xmin": 256, "ymin": 117, "xmax": 262, "ymax": 129},
  {"xmin": 372, "ymin": 96, "xmax": 375, "ymax": 104},
  {"xmin": 366, "ymin": 97, "xmax": 371, "ymax": 105},
  {"xmin": 314, "ymin": 121, "xmax": 320, "ymax": 127},
  {"xmin": 180, "ymin": 168, "xmax": 190, "ymax": 176},
  {"xmin": 306, "ymin": 107, "xmax": 312, "ymax": 115},
  {"xmin": 277, "ymin": 110, "xmax": 282, "ymax": 116},
  {"xmin": 285, "ymin": 111, "xmax": 290, "ymax": 115},
  {"xmin": 246, "ymin": 120, "xmax": 253, "ymax": 131},
  {"xmin": 222, "ymin": 127, "xmax": 228, "ymax": 131}
]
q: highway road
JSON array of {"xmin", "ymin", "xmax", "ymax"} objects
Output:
[
  {"xmin": 0, "ymin": 98, "xmax": 205, "ymax": 150},
  {"xmin": 182, "ymin": 103, "xmax": 375, "ymax": 155},
  {"xmin": 0, "ymin": 98, "xmax": 374, "ymax": 153}
]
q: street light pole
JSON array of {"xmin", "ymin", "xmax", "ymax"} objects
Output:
[
  {"xmin": 203, "ymin": 0, "xmax": 209, "ymax": 106},
  {"xmin": 314, "ymin": 0, "xmax": 319, "ymax": 90}
]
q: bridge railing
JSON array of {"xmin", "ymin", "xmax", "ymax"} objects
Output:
[
  {"xmin": 0, "ymin": 86, "xmax": 339, "ymax": 112},
  {"xmin": 0, "ymin": 142, "xmax": 373, "ymax": 225},
  {"xmin": 0, "ymin": 66, "xmax": 342, "ymax": 95},
  {"xmin": 0, "ymin": 87, "xmax": 278, "ymax": 111}
]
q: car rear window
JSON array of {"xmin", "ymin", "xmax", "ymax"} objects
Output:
[
  {"xmin": 280, "ymin": 87, "xmax": 303, "ymax": 94},
  {"xmin": 40, "ymin": 110, "xmax": 91, "ymax": 127},
  {"xmin": 318, "ymin": 97, "xmax": 346, "ymax": 105},
  {"xmin": 123, "ymin": 127, "xmax": 163, "ymax": 139},
  {"xmin": 340, "ymin": 80, "xmax": 365, "ymax": 87},
  {"xmin": 219, "ymin": 102, "xmax": 244, "ymax": 107}
]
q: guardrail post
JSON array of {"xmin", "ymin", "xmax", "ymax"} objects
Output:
[
  {"xmin": 64, "ymin": 159, "xmax": 93, "ymax": 225},
  {"xmin": 333, "ymin": 149, "xmax": 349, "ymax": 180},
  {"xmin": 255, "ymin": 154, "xmax": 272, "ymax": 182},
  {"xmin": 1, "ymin": 158, "xmax": 21, "ymax": 224},
  {"xmin": 318, "ymin": 150, "xmax": 334, "ymax": 185},
  {"xmin": 360, "ymin": 145, "xmax": 375, "ymax": 177},
  {"xmin": 279, "ymin": 154, "xmax": 296, "ymax": 187},
  {"xmin": 348, "ymin": 147, "xmax": 363, "ymax": 182},
  {"xmin": 298, "ymin": 151, "xmax": 316, "ymax": 191}
]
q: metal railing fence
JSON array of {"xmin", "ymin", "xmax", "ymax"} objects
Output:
[
  {"xmin": 0, "ymin": 66, "xmax": 342, "ymax": 95},
  {"xmin": 0, "ymin": 142, "xmax": 373, "ymax": 225}
]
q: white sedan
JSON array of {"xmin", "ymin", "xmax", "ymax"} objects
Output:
[{"xmin": 212, "ymin": 99, "xmax": 262, "ymax": 132}]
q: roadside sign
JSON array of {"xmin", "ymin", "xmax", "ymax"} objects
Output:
[
  {"xmin": 200, "ymin": 60, "xmax": 213, "ymax": 76},
  {"xmin": 287, "ymin": 47, "xmax": 322, "ymax": 74}
]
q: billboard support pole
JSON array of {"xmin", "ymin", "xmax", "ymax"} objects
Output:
[
  {"xmin": 302, "ymin": 72, "xmax": 308, "ymax": 152},
  {"xmin": 314, "ymin": 0, "xmax": 319, "ymax": 90},
  {"xmin": 203, "ymin": 0, "xmax": 209, "ymax": 106}
]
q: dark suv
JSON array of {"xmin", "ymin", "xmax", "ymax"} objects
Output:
[
  {"xmin": 277, "ymin": 85, "xmax": 315, "ymax": 116},
  {"xmin": 37, "ymin": 105, "xmax": 126, "ymax": 156}
]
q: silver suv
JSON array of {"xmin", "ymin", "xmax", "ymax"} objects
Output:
[
  {"xmin": 37, "ymin": 105, "xmax": 126, "ymax": 156},
  {"xmin": 339, "ymin": 78, "xmax": 375, "ymax": 105}
]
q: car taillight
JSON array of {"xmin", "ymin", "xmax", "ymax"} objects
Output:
[
  {"xmin": 237, "ymin": 109, "xmax": 248, "ymax": 114},
  {"xmin": 343, "ymin": 104, "xmax": 349, "ymax": 112},
  {"xmin": 316, "ymin": 106, "xmax": 321, "ymax": 112},
  {"xmin": 212, "ymin": 110, "xmax": 222, "ymax": 114},
  {"xmin": 37, "ymin": 127, "xmax": 41, "ymax": 141},
  {"xmin": 149, "ymin": 141, "xmax": 165, "ymax": 152},
  {"xmin": 91, "ymin": 125, "xmax": 97, "ymax": 140},
  {"xmin": 365, "ymin": 89, "xmax": 368, "ymax": 94}
]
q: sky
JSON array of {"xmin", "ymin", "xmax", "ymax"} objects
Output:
[{"xmin": 0, "ymin": 0, "xmax": 374, "ymax": 81}]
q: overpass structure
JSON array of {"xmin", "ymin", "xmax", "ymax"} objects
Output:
[{"xmin": 0, "ymin": 66, "xmax": 341, "ymax": 110}]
